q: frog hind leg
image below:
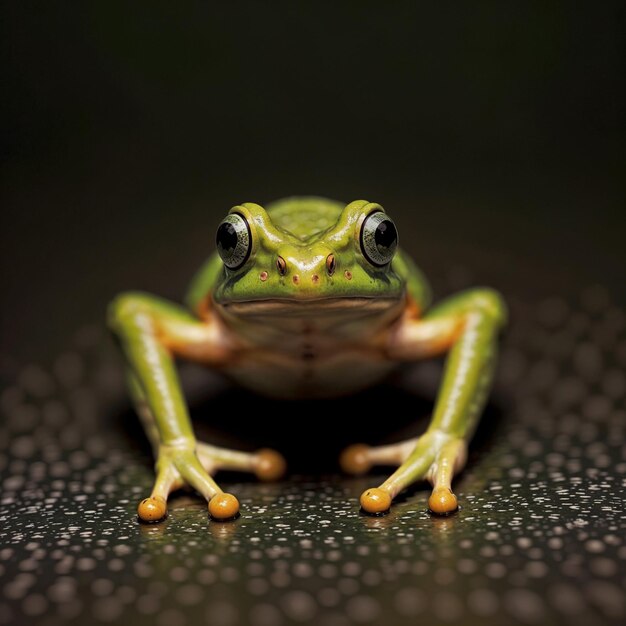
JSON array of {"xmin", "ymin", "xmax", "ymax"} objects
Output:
[
  {"xmin": 341, "ymin": 288, "xmax": 506, "ymax": 515},
  {"xmin": 109, "ymin": 292, "xmax": 286, "ymax": 523}
]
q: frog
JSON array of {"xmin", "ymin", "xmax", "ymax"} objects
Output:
[{"xmin": 108, "ymin": 197, "xmax": 506, "ymax": 522}]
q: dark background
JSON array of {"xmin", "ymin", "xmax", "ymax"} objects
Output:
[{"xmin": 1, "ymin": 2, "xmax": 624, "ymax": 365}]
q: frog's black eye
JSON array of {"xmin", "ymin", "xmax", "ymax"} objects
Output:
[
  {"xmin": 216, "ymin": 213, "xmax": 252, "ymax": 269},
  {"xmin": 360, "ymin": 212, "xmax": 398, "ymax": 266}
]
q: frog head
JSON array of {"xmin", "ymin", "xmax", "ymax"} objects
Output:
[{"xmin": 212, "ymin": 199, "xmax": 405, "ymax": 314}]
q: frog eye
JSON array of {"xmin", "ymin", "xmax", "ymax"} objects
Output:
[
  {"xmin": 360, "ymin": 212, "xmax": 398, "ymax": 266},
  {"xmin": 216, "ymin": 213, "xmax": 252, "ymax": 269}
]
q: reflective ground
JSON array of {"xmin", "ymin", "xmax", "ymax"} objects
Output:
[{"xmin": 1, "ymin": 274, "xmax": 624, "ymax": 626}]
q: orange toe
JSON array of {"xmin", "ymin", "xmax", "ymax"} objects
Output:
[
  {"xmin": 137, "ymin": 496, "xmax": 167, "ymax": 522},
  {"xmin": 340, "ymin": 444, "xmax": 371, "ymax": 475},
  {"xmin": 255, "ymin": 449, "xmax": 287, "ymax": 482},
  {"xmin": 428, "ymin": 487, "xmax": 458, "ymax": 515},
  {"xmin": 208, "ymin": 493, "xmax": 240, "ymax": 520},
  {"xmin": 360, "ymin": 487, "xmax": 392, "ymax": 514}
]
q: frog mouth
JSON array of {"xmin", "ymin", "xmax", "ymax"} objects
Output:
[{"xmin": 218, "ymin": 296, "xmax": 403, "ymax": 318}]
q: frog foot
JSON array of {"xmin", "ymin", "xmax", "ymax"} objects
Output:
[
  {"xmin": 341, "ymin": 434, "xmax": 467, "ymax": 516},
  {"xmin": 137, "ymin": 443, "xmax": 286, "ymax": 523}
]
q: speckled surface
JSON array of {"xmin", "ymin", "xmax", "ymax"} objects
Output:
[{"xmin": 1, "ymin": 285, "xmax": 625, "ymax": 626}]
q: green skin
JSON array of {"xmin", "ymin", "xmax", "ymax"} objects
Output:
[{"xmin": 109, "ymin": 197, "xmax": 506, "ymax": 521}]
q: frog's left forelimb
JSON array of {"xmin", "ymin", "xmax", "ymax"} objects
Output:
[
  {"xmin": 342, "ymin": 287, "xmax": 506, "ymax": 515},
  {"xmin": 108, "ymin": 292, "xmax": 286, "ymax": 523}
]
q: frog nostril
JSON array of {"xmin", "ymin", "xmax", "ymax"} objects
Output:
[
  {"xmin": 326, "ymin": 254, "xmax": 336, "ymax": 276},
  {"xmin": 276, "ymin": 256, "xmax": 287, "ymax": 276},
  {"xmin": 312, "ymin": 274, "xmax": 319, "ymax": 284},
  {"xmin": 292, "ymin": 275, "xmax": 300, "ymax": 285}
]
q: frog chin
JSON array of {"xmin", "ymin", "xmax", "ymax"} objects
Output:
[{"xmin": 217, "ymin": 296, "xmax": 404, "ymax": 319}]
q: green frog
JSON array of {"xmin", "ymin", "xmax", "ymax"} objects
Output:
[{"xmin": 108, "ymin": 197, "xmax": 506, "ymax": 522}]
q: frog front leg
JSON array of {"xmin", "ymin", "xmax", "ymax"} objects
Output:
[
  {"xmin": 342, "ymin": 288, "xmax": 506, "ymax": 515},
  {"xmin": 108, "ymin": 292, "xmax": 285, "ymax": 522}
]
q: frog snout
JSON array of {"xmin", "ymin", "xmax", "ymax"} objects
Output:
[{"xmin": 278, "ymin": 251, "xmax": 336, "ymax": 287}]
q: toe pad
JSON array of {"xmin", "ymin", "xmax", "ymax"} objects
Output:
[
  {"xmin": 340, "ymin": 444, "xmax": 371, "ymax": 475},
  {"xmin": 360, "ymin": 487, "xmax": 391, "ymax": 514},
  {"xmin": 137, "ymin": 496, "xmax": 167, "ymax": 522},
  {"xmin": 209, "ymin": 493, "xmax": 240, "ymax": 520},
  {"xmin": 428, "ymin": 487, "xmax": 458, "ymax": 514},
  {"xmin": 255, "ymin": 449, "xmax": 287, "ymax": 482}
]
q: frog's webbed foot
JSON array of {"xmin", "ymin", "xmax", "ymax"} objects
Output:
[
  {"xmin": 345, "ymin": 287, "xmax": 506, "ymax": 516},
  {"xmin": 137, "ymin": 444, "xmax": 286, "ymax": 523},
  {"xmin": 341, "ymin": 434, "xmax": 467, "ymax": 515},
  {"xmin": 138, "ymin": 446, "xmax": 239, "ymax": 522}
]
